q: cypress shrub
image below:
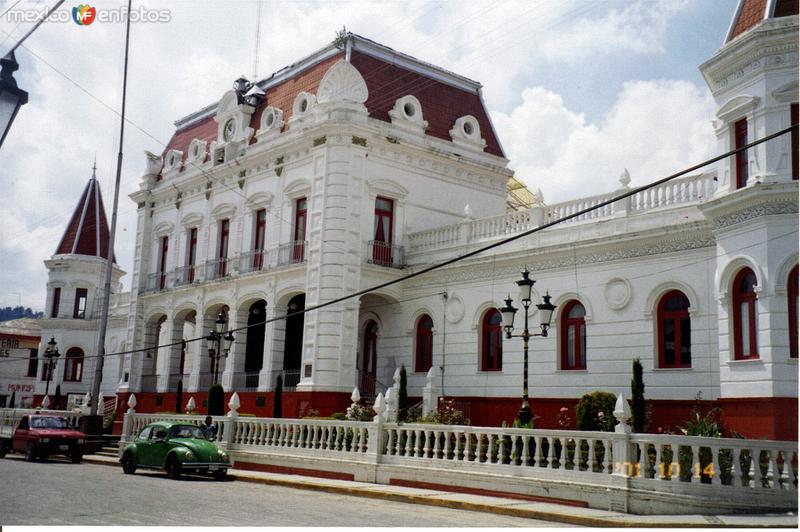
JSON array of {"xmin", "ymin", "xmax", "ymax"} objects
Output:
[
  {"xmin": 398, "ymin": 365, "xmax": 409, "ymax": 422},
  {"xmin": 175, "ymin": 379, "xmax": 183, "ymax": 415},
  {"xmin": 273, "ymin": 374, "xmax": 283, "ymax": 418},
  {"xmin": 631, "ymin": 358, "xmax": 646, "ymax": 433},
  {"xmin": 8, "ymin": 391, "xmax": 15, "ymax": 408},
  {"xmin": 54, "ymin": 384, "xmax": 62, "ymax": 410},
  {"xmin": 208, "ymin": 384, "xmax": 224, "ymax": 416},
  {"xmin": 575, "ymin": 391, "xmax": 616, "ymax": 431}
]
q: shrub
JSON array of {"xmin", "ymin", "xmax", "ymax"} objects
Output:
[
  {"xmin": 631, "ymin": 358, "xmax": 647, "ymax": 432},
  {"xmin": 331, "ymin": 412, "xmax": 346, "ymax": 420},
  {"xmin": 417, "ymin": 399, "xmax": 469, "ymax": 425},
  {"xmin": 398, "ymin": 365, "xmax": 409, "ymax": 422},
  {"xmin": 207, "ymin": 384, "xmax": 224, "ymax": 416},
  {"xmin": 175, "ymin": 379, "xmax": 183, "ymax": 416},
  {"xmin": 8, "ymin": 391, "xmax": 15, "ymax": 409},
  {"xmin": 273, "ymin": 374, "xmax": 283, "ymax": 418},
  {"xmin": 346, "ymin": 402, "xmax": 373, "ymax": 421},
  {"xmin": 54, "ymin": 385, "xmax": 62, "ymax": 410},
  {"xmin": 575, "ymin": 391, "xmax": 616, "ymax": 431}
]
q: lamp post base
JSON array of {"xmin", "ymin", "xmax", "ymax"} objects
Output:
[{"xmin": 517, "ymin": 405, "xmax": 533, "ymax": 426}]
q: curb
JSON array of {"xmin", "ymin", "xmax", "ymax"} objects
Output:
[{"xmin": 82, "ymin": 456, "xmax": 796, "ymax": 528}]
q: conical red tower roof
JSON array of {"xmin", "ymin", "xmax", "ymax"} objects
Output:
[{"xmin": 55, "ymin": 169, "xmax": 116, "ymax": 262}]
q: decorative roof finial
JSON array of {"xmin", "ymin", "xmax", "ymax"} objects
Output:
[
  {"xmin": 619, "ymin": 168, "xmax": 631, "ymax": 188},
  {"xmin": 92, "ymin": 154, "xmax": 97, "ymax": 179}
]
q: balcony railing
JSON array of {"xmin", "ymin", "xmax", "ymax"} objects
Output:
[
  {"xmin": 365, "ymin": 241, "xmax": 405, "ymax": 268},
  {"xmin": 281, "ymin": 369, "xmax": 301, "ymax": 391},
  {"xmin": 142, "ymin": 272, "xmax": 169, "ymax": 294},
  {"xmin": 173, "ymin": 265, "xmax": 196, "ymax": 287},
  {"xmin": 204, "ymin": 258, "xmax": 229, "ymax": 281},
  {"xmin": 239, "ymin": 250, "xmax": 267, "ymax": 274},
  {"xmin": 232, "ymin": 371, "xmax": 262, "ymax": 391},
  {"xmin": 277, "ymin": 240, "xmax": 307, "ymax": 267}
]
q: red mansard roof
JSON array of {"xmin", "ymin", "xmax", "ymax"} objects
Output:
[
  {"xmin": 727, "ymin": 0, "xmax": 798, "ymax": 42},
  {"xmin": 160, "ymin": 38, "xmax": 505, "ymax": 173},
  {"xmin": 55, "ymin": 175, "xmax": 116, "ymax": 262}
]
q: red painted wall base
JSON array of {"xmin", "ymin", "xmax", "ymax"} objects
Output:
[{"xmin": 108, "ymin": 391, "xmax": 798, "ymax": 441}]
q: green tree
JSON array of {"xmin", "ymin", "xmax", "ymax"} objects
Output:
[
  {"xmin": 575, "ymin": 391, "xmax": 616, "ymax": 431},
  {"xmin": 54, "ymin": 384, "xmax": 62, "ymax": 410},
  {"xmin": 273, "ymin": 374, "xmax": 283, "ymax": 418},
  {"xmin": 398, "ymin": 365, "xmax": 409, "ymax": 422},
  {"xmin": 175, "ymin": 379, "xmax": 183, "ymax": 416},
  {"xmin": 207, "ymin": 384, "xmax": 224, "ymax": 416},
  {"xmin": 631, "ymin": 358, "xmax": 647, "ymax": 433}
]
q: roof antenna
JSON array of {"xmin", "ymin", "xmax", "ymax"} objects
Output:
[
  {"xmin": 92, "ymin": 153, "xmax": 97, "ymax": 178},
  {"xmin": 252, "ymin": 0, "xmax": 263, "ymax": 80}
]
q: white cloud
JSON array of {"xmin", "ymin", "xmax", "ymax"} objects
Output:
[{"xmin": 493, "ymin": 79, "xmax": 717, "ymax": 204}]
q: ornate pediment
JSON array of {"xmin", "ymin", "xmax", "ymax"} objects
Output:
[{"xmin": 317, "ymin": 60, "xmax": 368, "ymax": 104}]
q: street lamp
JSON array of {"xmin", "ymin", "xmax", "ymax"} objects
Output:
[
  {"xmin": 206, "ymin": 311, "xmax": 235, "ymax": 385},
  {"xmin": 499, "ymin": 268, "xmax": 556, "ymax": 425},
  {"xmin": 0, "ymin": 51, "xmax": 29, "ymax": 149},
  {"xmin": 42, "ymin": 337, "xmax": 60, "ymax": 403}
]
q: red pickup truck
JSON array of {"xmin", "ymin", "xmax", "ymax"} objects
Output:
[{"xmin": 0, "ymin": 414, "xmax": 86, "ymax": 463}]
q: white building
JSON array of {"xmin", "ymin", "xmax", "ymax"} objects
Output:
[{"xmin": 33, "ymin": 1, "xmax": 798, "ymax": 438}]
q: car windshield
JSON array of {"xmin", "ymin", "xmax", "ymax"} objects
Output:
[
  {"xmin": 30, "ymin": 417, "xmax": 71, "ymax": 429},
  {"xmin": 168, "ymin": 425, "xmax": 204, "ymax": 439}
]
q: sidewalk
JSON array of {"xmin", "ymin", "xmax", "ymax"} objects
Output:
[{"xmin": 83, "ymin": 453, "xmax": 797, "ymax": 528}]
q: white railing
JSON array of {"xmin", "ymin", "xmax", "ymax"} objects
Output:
[
  {"xmin": 406, "ymin": 173, "xmax": 718, "ymax": 254},
  {"xmin": 119, "ymin": 402, "xmax": 797, "ymax": 515},
  {"xmin": 231, "ymin": 418, "xmax": 371, "ymax": 455}
]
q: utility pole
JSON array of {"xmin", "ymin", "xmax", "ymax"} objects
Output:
[{"xmin": 89, "ymin": 0, "xmax": 132, "ymax": 424}]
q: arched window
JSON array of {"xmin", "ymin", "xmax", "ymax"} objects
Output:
[
  {"xmin": 415, "ymin": 314, "xmax": 434, "ymax": 373},
  {"xmin": 657, "ymin": 290, "xmax": 691, "ymax": 368},
  {"xmin": 64, "ymin": 348, "xmax": 84, "ymax": 382},
  {"xmin": 560, "ymin": 300, "xmax": 586, "ymax": 370},
  {"xmin": 732, "ymin": 268, "xmax": 759, "ymax": 360},
  {"xmin": 481, "ymin": 309, "xmax": 503, "ymax": 371},
  {"xmin": 789, "ymin": 265, "xmax": 798, "ymax": 359}
]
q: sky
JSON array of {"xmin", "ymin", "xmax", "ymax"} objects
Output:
[{"xmin": 0, "ymin": 0, "xmax": 734, "ymax": 310}]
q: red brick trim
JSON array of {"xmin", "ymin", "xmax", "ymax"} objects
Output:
[
  {"xmin": 234, "ymin": 461, "xmax": 354, "ymax": 481},
  {"xmin": 389, "ymin": 478, "xmax": 588, "ymax": 508}
]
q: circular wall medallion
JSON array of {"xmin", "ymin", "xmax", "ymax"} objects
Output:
[
  {"xmin": 223, "ymin": 118, "xmax": 236, "ymax": 141},
  {"xmin": 604, "ymin": 278, "xmax": 632, "ymax": 310},
  {"xmin": 445, "ymin": 295, "xmax": 465, "ymax": 324}
]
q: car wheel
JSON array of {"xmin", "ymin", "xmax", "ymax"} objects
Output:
[
  {"xmin": 166, "ymin": 456, "xmax": 182, "ymax": 480},
  {"xmin": 70, "ymin": 452, "xmax": 83, "ymax": 464},
  {"xmin": 121, "ymin": 453, "xmax": 137, "ymax": 474},
  {"xmin": 213, "ymin": 469, "xmax": 228, "ymax": 481},
  {"xmin": 24, "ymin": 442, "xmax": 37, "ymax": 462}
]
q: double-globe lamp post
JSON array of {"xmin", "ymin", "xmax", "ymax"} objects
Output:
[
  {"xmin": 499, "ymin": 268, "xmax": 556, "ymax": 426},
  {"xmin": 42, "ymin": 336, "xmax": 60, "ymax": 402},
  {"xmin": 206, "ymin": 311, "xmax": 235, "ymax": 386}
]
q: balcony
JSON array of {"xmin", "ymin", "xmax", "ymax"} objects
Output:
[
  {"xmin": 240, "ymin": 250, "xmax": 267, "ymax": 275},
  {"xmin": 277, "ymin": 240, "xmax": 307, "ymax": 267},
  {"xmin": 365, "ymin": 241, "xmax": 405, "ymax": 269},
  {"xmin": 204, "ymin": 258, "xmax": 229, "ymax": 281},
  {"xmin": 142, "ymin": 272, "xmax": 169, "ymax": 294},
  {"xmin": 173, "ymin": 265, "xmax": 196, "ymax": 287}
]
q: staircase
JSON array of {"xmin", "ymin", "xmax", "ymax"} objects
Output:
[{"xmin": 90, "ymin": 436, "xmax": 121, "ymax": 458}]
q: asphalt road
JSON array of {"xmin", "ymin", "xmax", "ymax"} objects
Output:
[{"xmin": 0, "ymin": 455, "xmax": 573, "ymax": 527}]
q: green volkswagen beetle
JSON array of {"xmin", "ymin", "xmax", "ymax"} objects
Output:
[{"xmin": 120, "ymin": 421, "xmax": 230, "ymax": 480}]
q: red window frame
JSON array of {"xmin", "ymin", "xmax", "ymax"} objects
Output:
[
  {"xmin": 657, "ymin": 290, "xmax": 692, "ymax": 368},
  {"xmin": 50, "ymin": 287, "xmax": 61, "ymax": 318},
  {"xmin": 481, "ymin": 309, "xmax": 503, "ymax": 371},
  {"xmin": 732, "ymin": 268, "xmax": 759, "ymax": 360},
  {"xmin": 218, "ymin": 219, "xmax": 230, "ymax": 276},
  {"xmin": 293, "ymin": 198, "xmax": 307, "ymax": 262},
  {"xmin": 734, "ymin": 119, "xmax": 748, "ymax": 189},
  {"xmin": 158, "ymin": 236, "xmax": 169, "ymax": 289},
  {"xmin": 186, "ymin": 227, "xmax": 198, "ymax": 283},
  {"xmin": 373, "ymin": 197, "xmax": 394, "ymax": 265},
  {"xmin": 64, "ymin": 347, "xmax": 84, "ymax": 382},
  {"xmin": 560, "ymin": 300, "xmax": 586, "ymax": 370},
  {"xmin": 789, "ymin": 265, "xmax": 798, "ymax": 358},
  {"xmin": 253, "ymin": 208, "xmax": 266, "ymax": 269},
  {"xmin": 73, "ymin": 288, "xmax": 87, "ymax": 319},
  {"xmin": 791, "ymin": 104, "xmax": 798, "ymax": 181},
  {"xmin": 415, "ymin": 314, "xmax": 434, "ymax": 372}
]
